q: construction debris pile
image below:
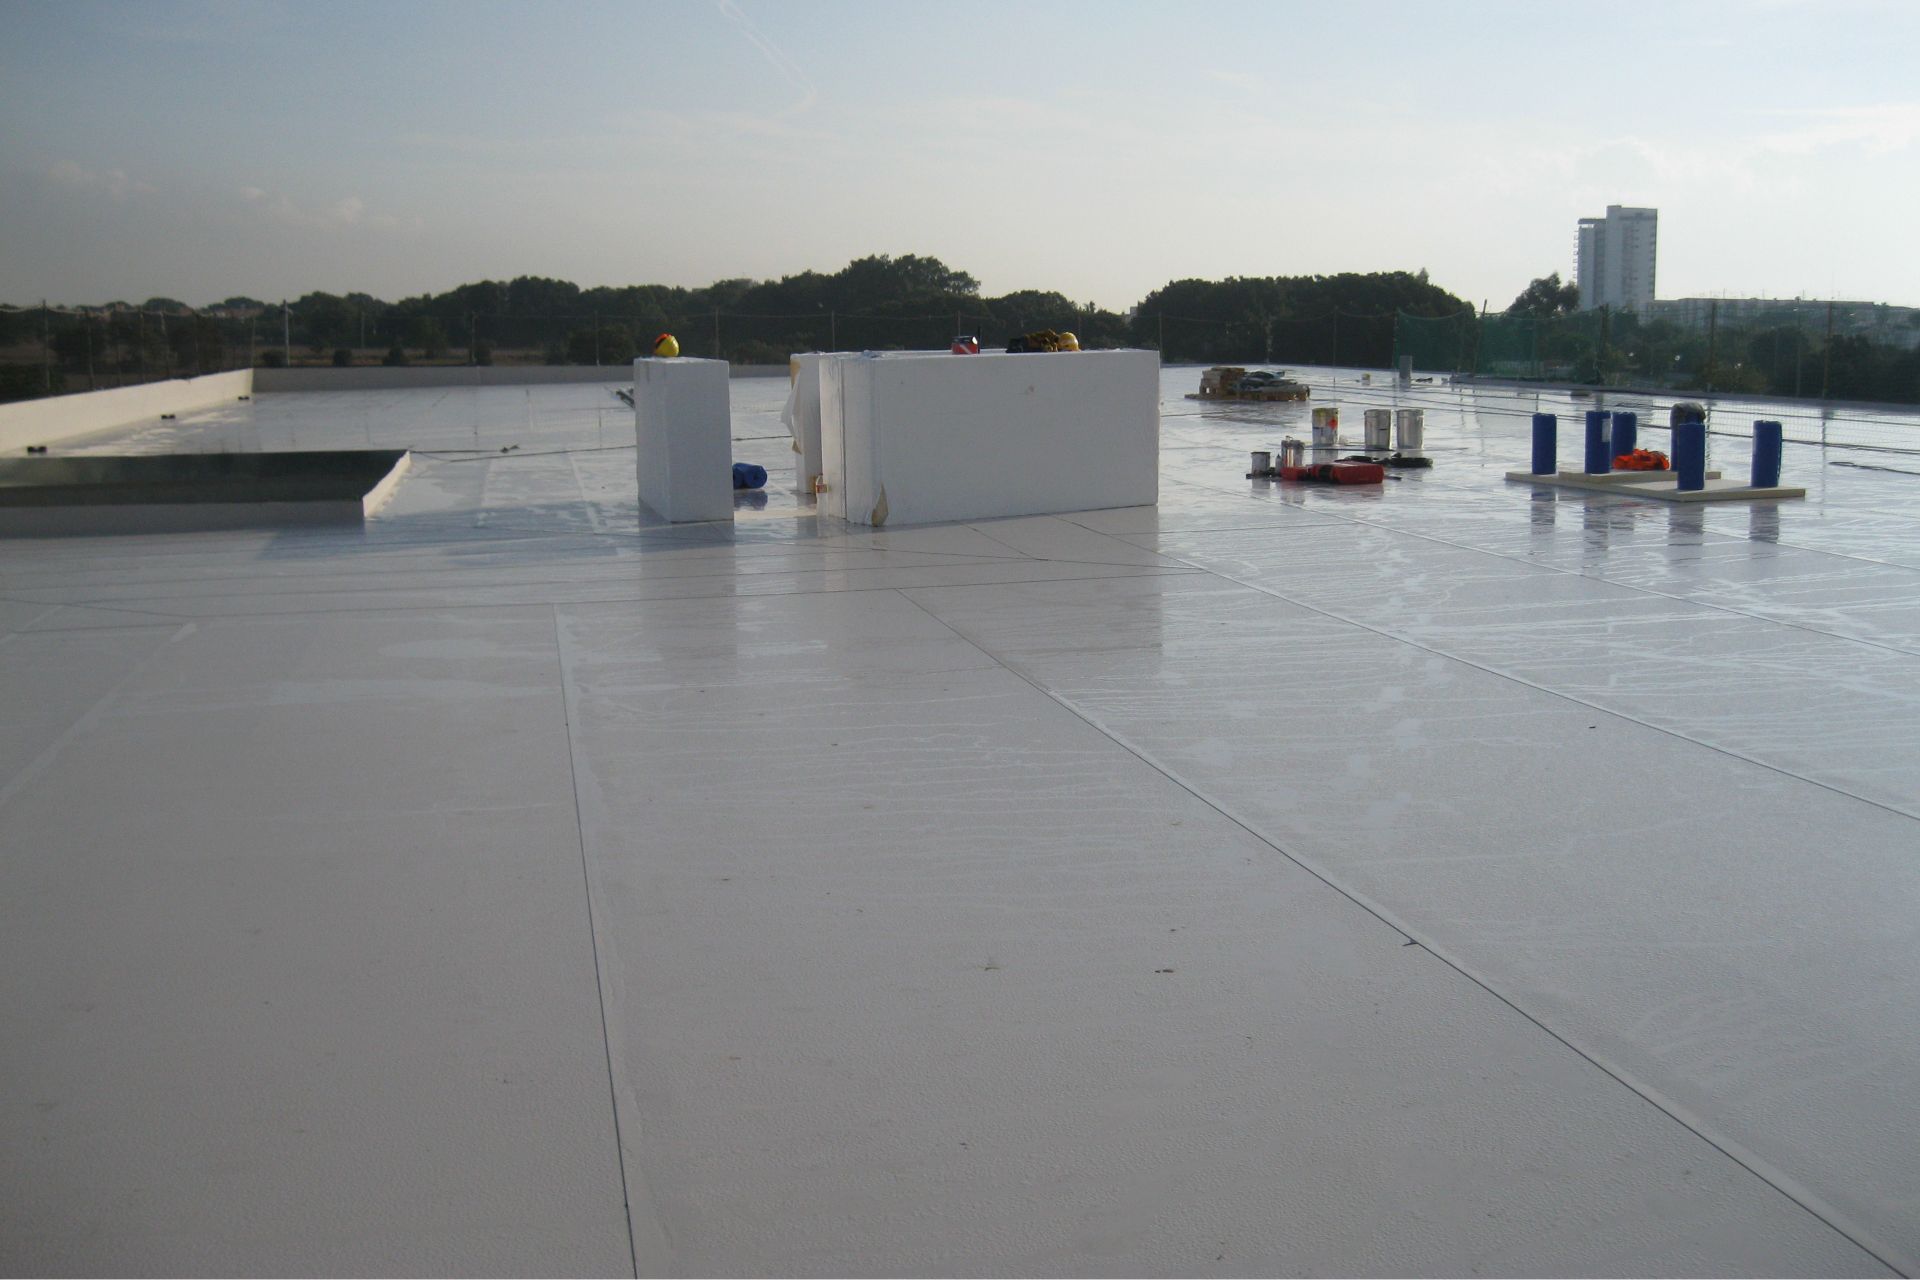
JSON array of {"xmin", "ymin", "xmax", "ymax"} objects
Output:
[{"xmin": 1193, "ymin": 367, "xmax": 1311, "ymax": 402}]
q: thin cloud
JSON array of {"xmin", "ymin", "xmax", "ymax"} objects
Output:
[
  {"xmin": 1526, "ymin": 103, "xmax": 1920, "ymax": 204},
  {"xmin": 622, "ymin": 106, "xmax": 824, "ymax": 146},
  {"xmin": 1207, "ymin": 69, "xmax": 1266, "ymax": 95},
  {"xmin": 239, "ymin": 185, "xmax": 416, "ymax": 231},
  {"xmin": 104, "ymin": 0, "xmax": 293, "ymax": 46},
  {"xmin": 1759, "ymin": 103, "xmax": 1920, "ymax": 156},
  {"xmin": 48, "ymin": 160, "xmax": 155, "ymax": 201}
]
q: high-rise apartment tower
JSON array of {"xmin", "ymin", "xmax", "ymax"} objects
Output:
[{"xmin": 1575, "ymin": 205, "xmax": 1657, "ymax": 314}]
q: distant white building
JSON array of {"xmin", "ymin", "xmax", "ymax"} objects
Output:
[
  {"xmin": 1649, "ymin": 296, "xmax": 1920, "ymax": 348},
  {"xmin": 1575, "ymin": 205, "xmax": 1658, "ymax": 314}
]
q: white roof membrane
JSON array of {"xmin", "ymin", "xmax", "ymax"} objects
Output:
[{"xmin": 2, "ymin": 369, "xmax": 1917, "ymax": 1276}]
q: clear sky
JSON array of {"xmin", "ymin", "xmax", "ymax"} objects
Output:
[{"xmin": 2, "ymin": 0, "xmax": 1916, "ymax": 311}]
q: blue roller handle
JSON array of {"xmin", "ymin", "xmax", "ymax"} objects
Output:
[
  {"xmin": 1531, "ymin": 413, "xmax": 1557, "ymax": 475},
  {"xmin": 1674, "ymin": 422, "xmax": 1707, "ymax": 491},
  {"xmin": 732, "ymin": 462, "xmax": 768, "ymax": 490},
  {"xmin": 1752, "ymin": 421, "xmax": 1783, "ymax": 488},
  {"xmin": 1612, "ymin": 411, "xmax": 1638, "ymax": 461},
  {"xmin": 1584, "ymin": 410, "xmax": 1612, "ymax": 474}
]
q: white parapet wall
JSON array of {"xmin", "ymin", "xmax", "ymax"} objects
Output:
[
  {"xmin": 0, "ymin": 369, "xmax": 254, "ymax": 453},
  {"xmin": 633, "ymin": 356, "xmax": 734, "ymax": 523},
  {"xmin": 255, "ymin": 365, "xmax": 630, "ymax": 392},
  {"xmin": 253, "ymin": 365, "xmax": 791, "ymax": 392},
  {"xmin": 816, "ymin": 349, "xmax": 1160, "ymax": 526}
]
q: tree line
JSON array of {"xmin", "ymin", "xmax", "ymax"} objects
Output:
[
  {"xmin": 10, "ymin": 257, "xmax": 1917, "ymax": 405},
  {"xmin": 1396, "ymin": 272, "xmax": 1920, "ymax": 402},
  {"xmin": 2, "ymin": 254, "xmax": 1472, "ymax": 399}
]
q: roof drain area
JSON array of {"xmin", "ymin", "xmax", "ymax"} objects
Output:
[{"xmin": 0, "ymin": 450, "xmax": 412, "ymax": 535}]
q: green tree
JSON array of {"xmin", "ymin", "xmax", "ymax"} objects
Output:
[
  {"xmin": 690, "ymin": 277, "xmax": 757, "ymax": 313},
  {"xmin": 1132, "ymin": 271, "xmax": 1467, "ymax": 365},
  {"xmin": 0, "ymin": 364, "xmax": 62, "ymax": 402},
  {"xmin": 166, "ymin": 314, "xmax": 228, "ymax": 374},
  {"xmin": 566, "ymin": 323, "xmax": 636, "ymax": 365},
  {"xmin": 294, "ymin": 292, "xmax": 356, "ymax": 354},
  {"xmin": 504, "ymin": 276, "xmax": 582, "ymax": 314},
  {"xmin": 833, "ymin": 255, "xmax": 977, "ymax": 310},
  {"xmin": 50, "ymin": 320, "xmax": 96, "ymax": 373},
  {"xmin": 403, "ymin": 316, "xmax": 448, "ymax": 359},
  {"xmin": 343, "ymin": 293, "xmax": 386, "ymax": 348},
  {"xmin": 1507, "ymin": 273, "xmax": 1580, "ymax": 317}
]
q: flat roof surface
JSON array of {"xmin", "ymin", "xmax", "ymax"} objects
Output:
[{"xmin": 3, "ymin": 370, "xmax": 1918, "ymax": 1276}]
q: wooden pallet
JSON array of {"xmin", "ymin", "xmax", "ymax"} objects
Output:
[
  {"xmin": 1186, "ymin": 389, "xmax": 1312, "ymax": 402},
  {"xmin": 1505, "ymin": 470, "xmax": 1803, "ymax": 502}
]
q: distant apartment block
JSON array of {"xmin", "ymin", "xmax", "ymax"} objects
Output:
[
  {"xmin": 1650, "ymin": 296, "xmax": 1920, "ymax": 348},
  {"xmin": 1576, "ymin": 205, "xmax": 1658, "ymax": 314}
]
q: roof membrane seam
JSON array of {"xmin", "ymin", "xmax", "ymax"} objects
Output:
[{"xmin": 891, "ymin": 586, "xmax": 1907, "ymax": 1278}]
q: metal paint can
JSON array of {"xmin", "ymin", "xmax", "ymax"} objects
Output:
[
  {"xmin": 1311, "ymin": 405, "xmax": 1339, "ymax": 449},
  {"xmin": 1250, "ymin": 450, "xmax": 1271, "ymax": 475},
  {"xmin": 1280, "ymin": 437, "xmax": 1304, "ymax": 468},
  {"xmin": 1364, "ymin": 408, "xmax": 1392, "ymax": 451},
  {"xmin": 1394, "ymin": 408, "xmax": 1424, "ymax": 452}
]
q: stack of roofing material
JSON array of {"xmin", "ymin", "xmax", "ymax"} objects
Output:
[
  {"xmin": 632, "ymin": 356, "xmax": 733, "ymax": 523},
  {"xmin": 813, "ymin": 349, "xmax": 1160, "ymax": 527}
]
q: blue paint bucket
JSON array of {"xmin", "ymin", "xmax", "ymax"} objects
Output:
[
  {"xmin": 1673, "ymin": 422, "xmax": 1707, "ymax": 491},
  {"xmin": 1752, "ymin": 421, "xmax": 1783, "ymax": 488},
  {"xmin": 1585, "ymin": 410, "xmax": 1612, "ymax": 474},
  {"xmin": 1531, "ymin": 413, "xmax": 1557, "ymax": 475},
  {"xmin": 1613, "ymin": 411, "xmax": 1638, "ymax": 461}
]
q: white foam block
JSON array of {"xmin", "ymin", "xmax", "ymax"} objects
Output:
[
  {"xmin": 783, "ymin": 354, "xmax": 826, "ymax": 494},
  {"xmin": 633, "ymin": 357, "xmax": 733, "ymax": 523},
  {"xmin": 817, "ymin": 349, "xmax": 1159, "ymax": 526}
]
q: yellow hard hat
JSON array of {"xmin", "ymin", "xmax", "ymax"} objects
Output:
[
  {"xmin": 653, "ymin": 333, "xmax": 680, "ymax": 358},
  {"xmin": 1057, "ymin": 331, "xmax": 1081, "ymax": 351}
]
